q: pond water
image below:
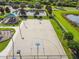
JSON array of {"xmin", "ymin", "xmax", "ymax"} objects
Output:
[{"xmin": 66, "ymin": 15, "xmax": 79, "ymax": 25}]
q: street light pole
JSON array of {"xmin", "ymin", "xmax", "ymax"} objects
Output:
[
  {"xmin": 12, "ymin": 38, "xmax": 15, "ymax": 59},
  {"xmin": 17, "ymin": 50, "xmax": 22, "ymax": 59},
  {"xmin": 19, "ymin": 24, "xmax": 24, "ymax": 39},
  {"xmin": 35, "ymin": 43, "xmax": 40, "ymax": 59},
  {"xmin": 9, "ymin": 31, "xmax": 15, "ymax": 59}
]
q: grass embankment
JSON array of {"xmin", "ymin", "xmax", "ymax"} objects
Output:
[
  {"xmin": 0, "ymin": 28, "xmax": 15, "ymax": 52},
  {"xmin": 62, "ymin": 10, "xmax": 79, "ymax": 32},
  {"xmin": 0, "ymin": 39, "xmax": 10, "ymax": 52},
  {"xmin": 50, "ymin": 19, "xmax": 73, "ymax": 59},
  {"xmin": 53, "ymin": 10, "xmax": 79, "ymax": 42}
]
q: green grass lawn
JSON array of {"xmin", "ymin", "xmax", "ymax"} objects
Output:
[
  {"xmin": 0, "ymin": 39, "xmax": 10, "ymax": 52},
  {"xmin": 53, "ymin": 10, "xmax": 79, "ymax": 43},
  {"xmin": 63, "ymin": 7, "xmax": 78, "ymax": 11},
  {"xmin": 0, "ymin": 28, "xmax": 15, "ymax": 52},
  {"xmin": 0, "ymin": 16, "xmax": 5, "ymax": 19},
  {"xmin": 50, "ymin": 19, "xmax": 73, "ymax": 59}
]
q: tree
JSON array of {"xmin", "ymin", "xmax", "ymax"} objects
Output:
[
  {"xmin": 68, "ymin": 40, "xmax": 77, "ymax": 48},
  {"xmin": 68, "ymin": 40, "xmax": 79, "ymax": 56},
  {"xmin": 64, "ymin": 32, "xmax": 74, "ymax": 41},
  {"xmin": 20, "ymin": 3, "xmax": 26, "ymax": 9},
  {"xmin": 49, "ymin": 0, "xmax": 58, "ymax": 3},
  {"xmin": 12, "ymin": 4, "xmax": 19, "ymax": 9},
  {"xmin": 5, "ymin": 7, "xmax": 10, "ymax": 13},
  {"xmin": 34, "ymin": 10, "xmax": 39, "ymax": 18},
  {"xmin": 35, "ymin": 2, "xmax": 42, "ymax": 9},
  {"xmin": 19, "ymin": 3, "xmax": 27, "ymax": 18},
  {"xmin": 19, "ymin": 8, "xmax": 27, "ymax": 19},
  {"xmin": 28, "ymin": 4, "xmax": 34, "ymax": 8},
  {"xmin": 35, "ymin": 10, "xmax": 39, "ymax": 15},
  {"xmin": 45, "ymin": 5, "xmax": 52, "ymax": 15},
  {"xmin": 68, "ymin": 40, "xmax": 79, "ymax": 52},
  {"xmin": 0, "ymin": 7, "xmax": 5, "ymax": 15}
]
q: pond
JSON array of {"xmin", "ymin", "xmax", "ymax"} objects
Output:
[{"xmin": 66, "ymin": 14, "xmax": 79, "ymax": 26}]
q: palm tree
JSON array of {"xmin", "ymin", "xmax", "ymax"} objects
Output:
[
  {"xmin": 56, "ymin": 0, "xmax": 65, "ymax": 7},
  {"xmin": 0, "ymin": 7, "xmax": 5, "ymax": 15},
  {"xmin": 34, "ymin": 10, "xmax": 39, "ymax": 18},
  {"xmin": 76, "ymin": 0, "xmax": 79, "ymax": 7},
  {"xmin": 20, "ymin": 3, "xmax": 26, "ymax": 9},
  {"xmin": 5, "ymin": 7, "xmax": 10, "ymax": 13},
  {"xmin": 35, "ymin": 2, "xmax": 42, "ymax": 9},
  {"xmin": 68, "ymin": 40, "xmax": 79, "ymax": 49},
  {"xmin": 19, "ymin": 3, "xmax": 27, "ymax": 18},
  {"xmin": 45, "ymin": 5, "xmax": 52, "ymax": 16}
]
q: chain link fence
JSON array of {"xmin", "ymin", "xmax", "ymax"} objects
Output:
[{"xmin": 0, "ymin": 55, "xmax": 67, "ymax": 59}]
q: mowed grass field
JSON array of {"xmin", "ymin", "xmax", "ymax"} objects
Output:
[
  {"xmin": 50, "ymin": 19, "xmax": 73, "ymax": 59},
  {"xmin": 53, "ymin": 10, "xmax": 79, "ymax": 42}
]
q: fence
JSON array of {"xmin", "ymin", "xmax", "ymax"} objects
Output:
[{"xmin": 0, "ymin": 55, "xmax": 67, "ymax": 59}]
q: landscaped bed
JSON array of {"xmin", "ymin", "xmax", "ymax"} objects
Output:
[{"xmin": 0, "ymin": 28, "xmax": 15, "ymax": 52}]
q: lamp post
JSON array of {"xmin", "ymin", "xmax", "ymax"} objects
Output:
[
  {"xmin": 9, "ymin": 31, "xmax": 15, "ymax": 59},
  {"xmin": 12, "ymin": 38, "xmax": 15, "ymax": 59},
  {"xmin": 23, "ymin": 21, "xmax": 27, "ymax": 29},
  {"xmin": 17, "ymin": 50, "xmax": 22, "ymax": 59},
  {"xmin": 19, "ymin": 23, "xmax": 24, "ymax": 39},
  {"xmin": 35, "ymin": 43, "xmax": 40, "ymax": 59}
]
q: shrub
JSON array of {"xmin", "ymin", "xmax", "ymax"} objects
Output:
[
  {"xmin": 28, "ymin": 4, "xmax": 34, "ymax": 8},
  {"xmin": 64, "ymin": 32, "xmax": 74, "ymax": 41},
  {"xmin": 20, "ymin": 3, "xmax": 26, "ymax": 9},
  {"xmin": 12, "ymin": 5, "xmax": 19, "ymax": 9},
  {"xmin": 45, "ymin": 5, "xmax": 52, "ymax": 15},
  {"xmin": 0, "ymin": 7, "xmax": 5, "ymax": 15},
  {"xmin": 34, "ymin": 2, "xmax": 42, "ymax": 9},
  {"xmin": 5, "ymin": 7, "xmax": 10, "ymax": 13}
]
